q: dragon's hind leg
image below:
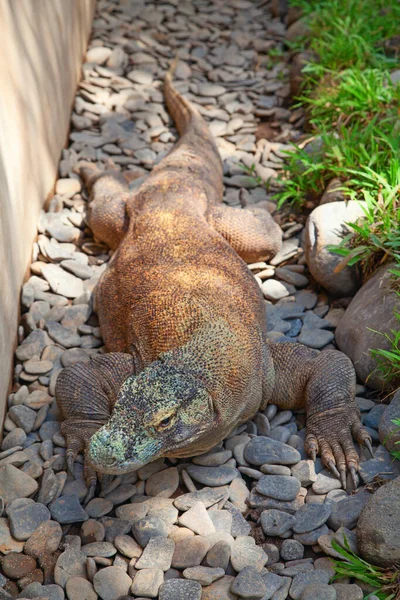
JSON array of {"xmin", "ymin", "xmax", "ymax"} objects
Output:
[{"xmin": 80, "ymin": 164, "xmax": 135, "ymax": 250}]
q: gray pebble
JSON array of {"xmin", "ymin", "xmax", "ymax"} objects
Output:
[
  {"xmin": 7, "ymin": 498, "xmax": 50, "ymax": 540},
  {"xmin": 245, "ymin": 437, "xmax": 300, "ymax": 466},
  {"xmin": 93, "ymin": 565, "xmax": 132, "ymax": 600},
  {"xmin": 159, "ymin": 578, "xmax": 202, "ymax": 600},
  {"xmin": 231, "ymin": 565, "xmax": 266, "ymax": 598},
  {"xmin": 293, "ymin": 503, "xmax": 332, "ymax": 533},
  {"xmin": 280, "ymin": 539, "xmax": 304, "ymax": 561},
  {"xmin": 301, "ymin": 583, "xmax": 337, "ymax": 600},
  {"xmin": 132, "ymin": 516, "xmax": 168, "ymax": 547},
  {"xmin": 186, "ymin": 465, "xmax": 239, "ymax": 486},
  {"xmin": 256, "ymin": 475, "xmax": 301, "ymax": 501},
  {"xmin": 260, "ymin": 509, "xmax": 296, "ymax": 536},
  {"xmin": 50, "ymin": 494, "xmax": 89, "ymax": 524},
  {"xmin": 289, "ymin": 570, "xmax": 330, "ymax": 600}
]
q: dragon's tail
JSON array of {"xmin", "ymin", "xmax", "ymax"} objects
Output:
[{"xmin": 164, "ymin": 58, "xmax": 201, "ymax": 136}]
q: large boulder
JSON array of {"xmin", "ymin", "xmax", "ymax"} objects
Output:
[
  {"xmin": 304, "ymin": 201, "xmax": 365, "ymax": 296},
  {"xmin": 335, "ymin": 263, "xmax": 400, "ymax": 389},
  {"xmin": 357, "ymin": 476, "xmax": 400, "ymax": 567},
  {"xmin": 379, "ymin": 391, "xmax": 400, "ymax": 453}
]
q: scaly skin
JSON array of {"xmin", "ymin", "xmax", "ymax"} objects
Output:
[{"xmin": 56, "ymin": 66, "xmax": 372, "ymax": 500}]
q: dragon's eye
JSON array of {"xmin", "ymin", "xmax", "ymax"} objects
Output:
[{"xmin": 155, "ymin": 413, "xmax": 176, "ymax": 431}]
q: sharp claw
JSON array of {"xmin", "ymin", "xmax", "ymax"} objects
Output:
[
  {"xmin": 67, "ymin": 454, "xmax": 76, "ymax": 478},
  {"xmin": 327, "ymin": 460, "xmax": 340, "ymax": 479},
  {"xmin": 349, "ymin": 465, "xmax": 358, "ymax": 490},
  {"xmin": 340, "ymin": 469, "xmax": 347, "ymax": 490},
  {"xmin": 310, "ymin": 448, "xmax": 317, "ymax": 462},
  {"xmin": 364, "ymin": 439, "xmax": 374, "ymax": 458},
  {"xmin": 84, "ymin": 481, "xmax": 97, "ymax": 505}
]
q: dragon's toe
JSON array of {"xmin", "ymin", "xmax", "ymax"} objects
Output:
[{"xmin": 305, "ymin": 405, "xmax": 372, "ymax": 491}]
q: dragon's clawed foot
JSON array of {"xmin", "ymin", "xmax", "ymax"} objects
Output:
[
  {"xmin": 305, "ymin": 405, "xmax": 373, "ymax": 490},
  {"xmin": 63, "ymin": 427, "xmax": 99, "ymax": 505}
]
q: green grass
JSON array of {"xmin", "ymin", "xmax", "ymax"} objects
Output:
[
  {"xmin": 369, "ymin": 308, "xmax": 400, "ymax": 385},
  {"xmin": 331, "ymin": 538, "xmax": 400, "ymax": 599},
  {"xmin": 289, "ymin": 0, "xmax": 400, "ymax": 72},
  {"xmin": 266, "ymin": 0, "xmax": 400, "ymax": 384}
]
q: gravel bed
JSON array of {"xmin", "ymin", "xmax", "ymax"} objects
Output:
[{"xmin": 1, "ymin": 0, "xmax": 398, "ymax": 599}]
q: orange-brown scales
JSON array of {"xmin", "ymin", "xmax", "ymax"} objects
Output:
[{"xmin": 56, "ymin": 66, "xmax": 372, "ymax": 501}]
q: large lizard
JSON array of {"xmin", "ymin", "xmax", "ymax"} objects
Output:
[{"xmin": 56, "ymin": 67, "xmax": 372, "ymax": 500}]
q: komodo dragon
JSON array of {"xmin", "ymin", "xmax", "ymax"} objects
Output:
[{"xmin": 56, "ymin": 66, "xmax": 372, "ymax": 500}]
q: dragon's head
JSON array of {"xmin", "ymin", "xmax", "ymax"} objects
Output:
[{"xmin": 87, "ymin": 362, "xmax": 215, "ymax": 474}]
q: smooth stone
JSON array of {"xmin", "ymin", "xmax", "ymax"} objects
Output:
[
  {"xmin": 335, "ymin": 263, "xmax": 400, "ymax": 389},
  {"xmin": 261, "ymin": 280, "xmax": 289, "ymax": 301},
  {"xmin": 261, "ymin": 465, "xmax": 291, "ymax": 476},
  {"xmin": 312, "ymin": 471, "xmax": 342, "ymax": 494},
  {"xmin": 115, "ymin": 503, "xmax": 148, "ymax": 523},
  {"xmin": 0, "ymin": 518, "xmax": 24, "ymax": 554},
  {"xmin": 159, "ymin": 578, "xmax": 202, "ymax": 600},
  {"xmin": 244, "ymin": 437, "xmax": 300, "ymax": 466},
  {"xmin": 209, "ymin": 510, "xmax": 233, "ymax": 534},
  {"xmin": 2, "ymin": 429, "xmax": 27, "ymax": 451},
  {"xmin": 135, "ymin": 537, "xmax": 175, "ymax": 571},
  {"xmin": 294, "ymin": 503, "xmax": 332, "ymax": 533},
  {"xmin": 260, "ymin": 510, "xmax": 296, "ymax": 536},
  {"xmin": 0, "ymin": 464, "xmax": 38, "ymax": 504},
  {"xmin": 104, "ymin": 484, "xmax": 136, "ymax": 504},
  {"xmin": 42, "ymin": 264, "xmax": 83, "ymax": 298},
  {"xmin": 50, "ymin": 494, "xmax": 88, "ymax": 524},
  {"xmin": 224, "ymin": 500, "xmax": 252, "ymax": 536},
  {"xmin": 280, "ymin": 539, "xmax": 304, "ymax": 561},
  {"xmin": 301, "ymin": 583, "xmax": 337, "ymax": 600},
  {"xmin": 8, "ymin": 406, "xmax": 36, "ymax": 433},
  {"xmin": 357, "ymin": 476, "xmax": 400, "ymax": 567},
  {"xmin": 93, "ymin": 566, "xmax": 132, "ymax": 600},
  {"xmin": 145, "ymin": 467, "xmax": 179, "ymax": 498},
  {"xmin": 173, "ymin": 488, "xmax": 227, "ymax": 511},
  {"xmin": 293, "ymin": 523, "xmax": 329, "ymax": 545},
  {"xmin": 15, "ymin": 330, "xmax": 53, "ymax": 362},
  {"xmin": 100, "ymin": 517, "xmax": 131, "ymax": 543},
  {"xmin": 298, "ymin": 329, "xmax": 334, "ymax": 349},
  {"xmin": 231, "ymin": 566, "xmax": 266, "ymax": 598},
  {"xmin": 332, "ymin": 583, "xmax": 363, "ymax": 600},
  {"xmin": 171, "ymin": 536, "xmax": 210, "ymax": 569},
  {"xmin": 289, "ymin": 570, "xmax": 330, "ymax": 599},
  {"xmin": 86, "ymin": 498, "xmax": 114, "ymax": 518},
  {"xmin": 7, "ymin": 499, "xmax": 50, "ymax": 540},
  {"xmin": 24, "ymin": 520, "xmax": 62, "ymax": 557},
  {"xmin": 132, "ymin": 516, "xmax": 168, "ymax": 547},
  {"xmin": 1, "ymin": 552, "xmax": 37, "ymax": 579},
  {"xmin": 193, "ymin": 450, "xmax": 233, "ymax": 467},
  {"xmin": 206, "ymin": 540, "xmax": 231, "ymax": 571},
  {"xmin": 183, "ymin": 566, "xmax": 225, "ymax": 586},
  {"xmin": 54, "ymin": 548, "xmax": 87, "ymax": 587},
  {"xmin": 45, "ymin": 322, "xmax": 81, "ymax": 348},
  {"xmin": 328, "ymin": 489, "xmax": 371, "ymax": 530},
  {"xmin": 291, "ymin": 460, "xmax": 317, "ymax": 486},
  {"xmin": 82, "ymin": 541, "xmax": 117, "ymax": 558},
  {"xmin": 186, "ymin": 465, "xmax": 239, "ymax": 486},
  {"xmin": 260, "ymin": 572, "xmax": 286, "ymax": 598},
  {"xmin": 201, "ymin": 575, "xmax": 237, "ymax": 600},
  {"xmin": 379, "ymin": 391, "xmax": 400, "ymax": 452},
  {"xmin": 65, "ymin": 576, "xmax": 97, "ymax": 600},
  {"xmin": 230, "ymin": 536, "xmax": 268, "ymax": 573},
  {"xmin": 178, "ymin": 501, "xmax": 215, "ymax": 536},
  {"xmin": 359, "ymin": 445, "xmax": 400, "ymax": 483},
  {"xmin": 304, "ymin": 201, "xmax": 364, "ymax": 297},
  {"xmin": 256, "ymin": 475, "xmax": 300, "ymax": 501},
  {"xmin": 114, "ymin": 534, "xmax": 142, "ymax": 559}
]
